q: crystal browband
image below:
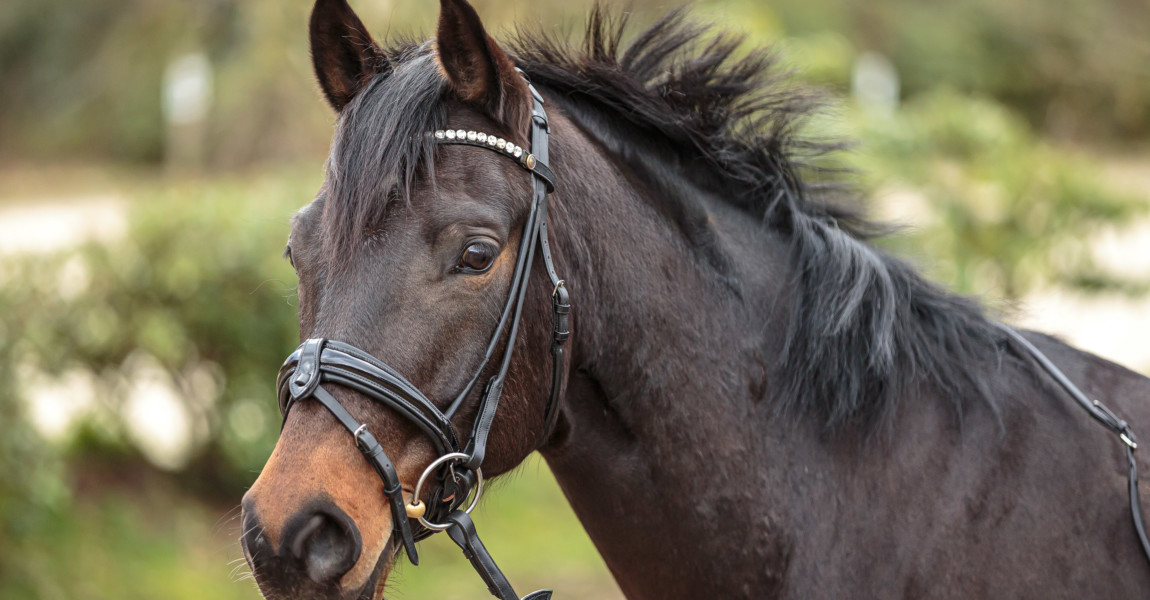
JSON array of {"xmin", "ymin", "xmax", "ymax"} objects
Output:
[
  {"xmin": 435, "ymin": 128, "xmax": 525, "ymax": 157},
  {"xmin": 432, "ymin": 129, "xmax": 555, "ymax": 193}
]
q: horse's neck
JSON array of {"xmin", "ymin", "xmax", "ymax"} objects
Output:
[{"xmin": 539, "ymin": 115, "xmax": 811, "ymax": 598}]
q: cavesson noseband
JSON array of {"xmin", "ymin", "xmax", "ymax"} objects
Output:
[{"xmin": 277, "ymin": 72, "xmax": 568, "ymax": 600}]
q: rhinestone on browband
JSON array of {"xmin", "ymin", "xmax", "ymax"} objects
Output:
[{"xmin": 433, "ymin": 129, "xmax": 532, "ymax": 166}]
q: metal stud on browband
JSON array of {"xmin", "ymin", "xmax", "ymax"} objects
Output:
[
  {"xmin": 435, "ymin": 130, "xmax": 526, "ymax": 159},
  {"xmin": 437, "ymin": 129, "xmax": 521, "ymax": 155}
]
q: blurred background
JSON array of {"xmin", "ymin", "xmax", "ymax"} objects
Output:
[{"xmin": 1, "ymin": 0, "xmax": 1148, "ymax": 598}]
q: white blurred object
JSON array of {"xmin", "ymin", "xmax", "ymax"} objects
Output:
[
  {"xmin": 24, "ymin": 369, "xmax": 98, "ymax": 442},
  {"xmin": 163, "ymin": 52, "xmax": 213, "ymax": 169},
  {"xmin": 852, "ymin": 51, "xmax": 900, "ymax": 117},
  {"xmin": 1018, "ymin": 290, "xmax": 1150, "ymax": 374},
  {"xmin": 1092, "ymin": 221, "xmax": 1150, "ymax": 280},
  {"xmin": 123, "ymin": 353, "xmax": 195, "ymax": 471},
  {"xmin": 163, "ymin": 52, "xmax": 213, "ymax": 127},
  {"xmin": 0, "ymin": 195, "xmax": 126, "ymax": 255}
]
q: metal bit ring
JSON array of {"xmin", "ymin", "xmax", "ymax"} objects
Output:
[{"xmin": 408, "ymin": 452, "xmax": 484, "ymax": 531}]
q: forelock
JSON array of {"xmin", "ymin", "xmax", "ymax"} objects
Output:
[{"xmin": 322, "ymin": 44, "xmax": 449, "ymax": 264}]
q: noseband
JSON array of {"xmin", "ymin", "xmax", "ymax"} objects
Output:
[{"xmin": 276, "ymin": 73, "xmax": 567, "ymax": 600}]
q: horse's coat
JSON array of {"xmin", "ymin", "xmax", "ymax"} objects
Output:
[{"xmin": 240, "ymin": 1, "xmax": 1150, "ymax": 598}]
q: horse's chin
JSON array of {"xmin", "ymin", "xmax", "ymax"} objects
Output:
[
  {"xmin": 356, "ymin": 538, "xmax": 401, "ymax": 600},
  {"xmin": 253, "ymin": 538, "xmax": 398, "ymax": 600}
]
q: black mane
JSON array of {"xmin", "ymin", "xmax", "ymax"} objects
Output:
[{"xmin": 326, "ymin": 7, "xmax": 1009, "ymax": 431}]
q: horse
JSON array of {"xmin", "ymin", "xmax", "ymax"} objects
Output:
[{"xmin": 239, "ymin": 0, "xmax": 1150, "ymax": 598}]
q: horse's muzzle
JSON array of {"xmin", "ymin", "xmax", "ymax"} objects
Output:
[{"xmin": 241, "ymin": 496, "xmax": 380, "ymax": 599}]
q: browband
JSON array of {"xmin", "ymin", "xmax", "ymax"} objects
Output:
[{"xmin": 433, "ymin": 128, "xmax": 556, "ymax": 193}]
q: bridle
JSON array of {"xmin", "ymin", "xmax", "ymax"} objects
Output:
[{"xmin": 275, "ymin": 72, "xmax": 567, "ymax": 600}]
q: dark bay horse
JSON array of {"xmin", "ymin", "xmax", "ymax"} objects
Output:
[{"xmin": 239, "ymin": 0, "xmax": 1150, "ymax": 597}]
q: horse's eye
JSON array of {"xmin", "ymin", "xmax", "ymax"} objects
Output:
[{"xmin": 458, "ymin": 242, "xmax": 497, "ymax": 273}]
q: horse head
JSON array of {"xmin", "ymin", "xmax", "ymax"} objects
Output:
[{"xmin": 240, "ymin": 1, "xmax": 567, "ymax": 598}]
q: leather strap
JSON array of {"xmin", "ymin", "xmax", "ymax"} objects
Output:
[
  {"xmin": 445, "ymin": 511, "xmax": 553, "ymax": 600},
  {"xmin": 464, "ymin": 208, "xmax": 541, "ymax": 469},
  {"xmin": 540, "ymin": 284, "xmax": 569, "ymax": 448},
  {"xmin": 999, "ymin": 324, "xmax": 1150, "ymax": 564},
  {"xmin": 433, "ymin": 76, "xmax": 568, "ymax": 472},
  {"xmin": 309, "ymin": 383, "xmax": 421, "ymax": 564},
  {"xmin": 434, "ymin": 136, "xmax": 555, "ymax": 193},
  {"xmin": 279, "ymin": 342, "xmax": 459, "ymax": 456}
]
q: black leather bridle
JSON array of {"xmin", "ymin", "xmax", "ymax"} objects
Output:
[{"xmin": 276, "ymin": 72, "xmax": 567, "ymax": 600}]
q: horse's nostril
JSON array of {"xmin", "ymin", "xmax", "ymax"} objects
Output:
[
  {"xmin": 285, "ymin": 507, "xmax": 362, "ymax": 584},
  {"xmin": 290, "ymin": 514, "xmax": 327, "ymax": 560}
]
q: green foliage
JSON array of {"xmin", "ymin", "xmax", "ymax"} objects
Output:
[
  {"xmin": 3, "ymin": 0, "xmax": 1149, "ymax": 166},
  {"xmin": 1, "ymin": 486, "xmax": 261, "ymax": 600},
  {"xmin": 766, "ymin": 0, "xmax": 1150, "ymax": 140},
  {"xmin": 0, "ymin": 0, "xmax": 209, "ymax": 162},
  {"xmin": 1, "ymin": 170, "xmax": 312, "ymax": 490},
  {"xmin": 848, "ymin": 90, "xmax": 1147, "ymax": 298},
  {"xmin": 0, "ymin": 389, "xmax": 68, "ymax": 547}
]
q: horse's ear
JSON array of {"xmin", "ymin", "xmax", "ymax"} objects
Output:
[
  {"xmin": 309, "ymin": 0, "xmax": 389, "ymax": 112},
  {"xmin": 436, "ymin": 0, "xmax": 531, "ymax": 134}
]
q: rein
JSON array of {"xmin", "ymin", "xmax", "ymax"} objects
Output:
[
  {"xmin": 276, "ymin": 72, "xmax": 567, "ymax": 600},
  {"xmin": 997, "ymin": 325, "xmax": 1150, "ymax": 565}
]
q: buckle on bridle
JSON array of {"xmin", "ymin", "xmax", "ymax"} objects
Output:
[{"xmin": 1093, "ymin": 399, "xmax": 1139, "ymax": 449}]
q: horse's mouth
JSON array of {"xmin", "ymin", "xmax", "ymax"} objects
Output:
[
  {"xmin": 248, "ymin": 536, "xmax": 401, "ymax": 600},
  {"xmin": 360, "ymin": 536, "xmax": 403, "ymax": 600}
]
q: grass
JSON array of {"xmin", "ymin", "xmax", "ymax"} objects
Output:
[{"xmin": 0, "ymin": 455, "xmax": 621, "ymax": 600}]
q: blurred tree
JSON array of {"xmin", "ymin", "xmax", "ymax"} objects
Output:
[
  {"xmin": 3, "ymin": 0, "xmax": 1148, "ymax": 167},
  {"xmin": 763, "ymin": 0, "xmax": 1150, "ymax": 141},
  {"xmin": 1, "ymin": 172, "xmax": 311, "ymax": 497},
  {"xmin": 850, "ymin": 90, "xmax": 1147, "ymax": 297}
]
